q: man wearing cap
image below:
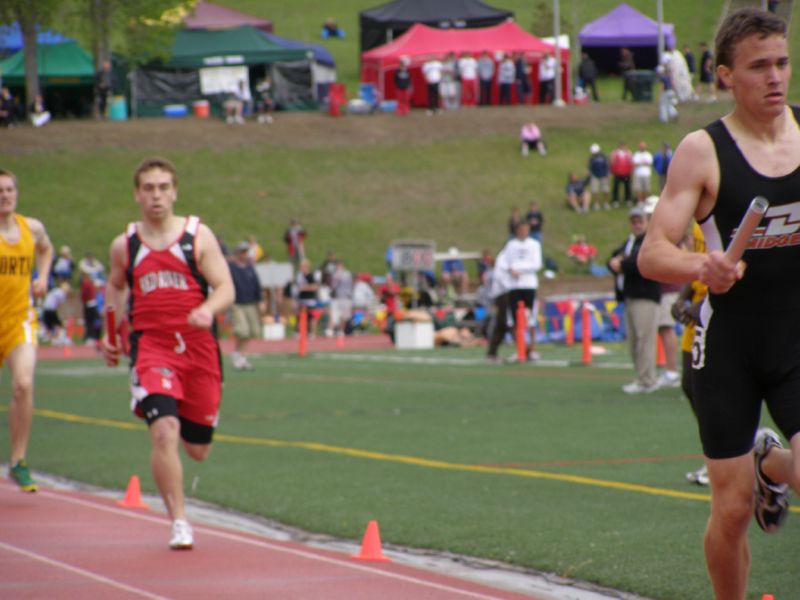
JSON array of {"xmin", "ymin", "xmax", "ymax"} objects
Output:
[
  {"xmin": 608, "ymin": 206, "xmax": 662, "ymax": 393},
  {"xmin": 588, "ymin": 143, "xmax": 611, "ymax": 210},
  {"xmin": 227, "ymin": 241, "xmax": 264, "ymax": 371}
]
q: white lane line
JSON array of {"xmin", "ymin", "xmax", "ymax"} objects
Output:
[
  {"xmin": 0, "ymin": 540, "xmax": 170, "ymax": 600},
  {"xmin": 35, "ymin": 490, "xmax": 515, "ymax": 600}
]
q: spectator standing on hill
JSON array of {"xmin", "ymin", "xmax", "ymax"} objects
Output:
[
  {"xmin": 79, "ymin": 251, "xmax": 105, "ymax": 284},
  {"xmin": 619, "ymin": 47, "xmax": 636, "ymax": 100},
  {"xmin": 228, "ymin": 241, "xmax": 264, "ymax": 371},
  {"xmin": 95, "ymin": 60, "xmax": 113, "ymax": 119},
  {"xmin": 283, "ymin": 218, "xmax": 305, "ymax": 269},
  {"xmin": 632, "ymin": 141, "xmax": 654, "ymax": 205},
  {"xmin": 537, "ymin": 52, "xmax": 556, "ymax": 104},
  {"xmin": 0, "ymin": 168, "xmax": 53, "ymax": 492},
  {"xmin": 101, "ymin": 157, "xmax": 235, "ymax": 550},
  {"xmin": 610, "ymin": 141, "xmax": 633, "ymax": 206},
  {"xmin": 478, "ymin": 51, "xmax": 495, "ymax": 106},
  {"xmin": 638, "ymin": 10, "xmax": 800, "ymax": 597},
  {"xmin": 255, "ymin": 77, "xmax": 275, "ymax": 124},
  {"xmin": 0, "ymin": 87, "xmax": 17, "ymax": 128},
  {"xmin": 51, "ymin": 245, "xmax": 74, "ymax": 285},
  {"xmin": 515, "ymin": 52, "xmax": 533, "ymax": 105},
  {"xmin": 440, "ymin": 52, "xmax": 460, "ymax": 110},
  {"xmin": 683, "ymin": 44, "xmax": 697, "ymax": 84},
  {"xmin": 422, "ymin": 56, "xmax": 443, "ymax": 114},
  {"xmin": 394, "ymin": 61, "xmax": 412, "ymax": 115},
  {"xmin": 497, "ymin": 54, "xmax": 515, "ymax": 105},
  {"xmin": 698, "ymin": 41, "xmax": 717, "ymax": 102},
  {"xmin": 578, "ymin": 52, "xmax": 599, "ymax": 102},
  {"xmin": 458, "ymin": 52, "xmax": 478, "ymax": 107},
  {"xmin": 503, "ymin": 220, "xmax": 542, "ymax": 361},
  {"xmin": 653, "ymin": 142, "xmax": 673, "ymax": 191},
  {"xmin": 588, "ymin": 143, "xmax": 611, "ymax": 210},
  {"xmin": 608, "ymin": 206, "xmax": 661, "ymax": 393},
  {"xmin": 657, "ymin": 65, "xmax": 679, "ymax": 124}
]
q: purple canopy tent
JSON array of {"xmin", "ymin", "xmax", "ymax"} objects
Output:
[{"xmin": 578, "ymin": 3, "xmax": 675, "ymax": 73}]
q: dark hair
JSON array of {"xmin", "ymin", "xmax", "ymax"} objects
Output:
[
  {"xmin": 715, "ymin": 7, "xmax": 786, "ymax": 69},
  {"xmin": 133, "ymin": 156, "xmax": 178, "ymax": 188},
  {"xmin": 0, "ymin": 168, "xmax": 17, "ymax": 187}
]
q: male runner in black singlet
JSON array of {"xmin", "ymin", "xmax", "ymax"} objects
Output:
[{"xmin": 639, "ymin": 8, "xmax": 799, "ymax": 600}]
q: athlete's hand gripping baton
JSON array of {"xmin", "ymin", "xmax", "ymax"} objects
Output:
[{"xmin": 725, "ymin": 196, "xmax": 769, "ymax": 264}]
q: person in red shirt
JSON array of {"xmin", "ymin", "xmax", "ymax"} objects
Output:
[
  {"xmin": 566, "ymin": 235, "xmax": 598, "ymax": 266},
  {"xmin": 610, "ymin": 140, "xmax": 633, "ymax": 206},
  {"xmin": 101, "ymin": 157, "xmax": 234, "ymax": 550}
]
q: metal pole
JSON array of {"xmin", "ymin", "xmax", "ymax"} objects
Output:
[
  {"xmin": 553, "ymin": 0, "xmax": 565, "ymax": 107},
  {"xmin": 656, "ymin": 0, "xmax": 665, "ymax": 62}
]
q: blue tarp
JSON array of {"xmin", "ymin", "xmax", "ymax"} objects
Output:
[
  {"xmin": 0, "ymin": 22, "xmax": 73, "ymax": 53},
  {"xmin": 259, "ymin": 31, "xmax": 335, "ymax": 68}
]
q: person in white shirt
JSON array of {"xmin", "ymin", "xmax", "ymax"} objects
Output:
[
  {"xmin": 422, "ymin": 57, "xmax": 443, "ymax": 114},
  {"xmin": 538, "ymin": 52, "xmax": 557, "ymax": 104},
  {"xmin": 501, "ymin": 220, "xmax": 542, "ymax": 361},
  {"xmin": 458, "ymin": 52, "xmax": 478, "ymax": 107},
  {"xmin": 631, "ymin": 141, "xmax": 654, "ymax": 204}
]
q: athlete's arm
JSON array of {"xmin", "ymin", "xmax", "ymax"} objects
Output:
[
  {"xmin": 26, "ymin": 217, "xmax": 53, "ymax": 299},
  {"xmin": 188, "ymin": 223, "xmax": 234, "ymax": 329},
  {"xmin": 101, "ymin": 234, "xmax": 129, "ymax": 365},
  {"xmin": 639, "ymin": 129, "xmax": 741, "ymax": 293}
]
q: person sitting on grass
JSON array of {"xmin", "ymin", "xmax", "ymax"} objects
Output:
[
  {"xmin": 565, "ymin": 172, "xmax": 591, "ymax": 213},
  {"xmin": 566, "ymin": 234, "xmax": 598, "ymax": 267},
  {"xmin": 520, "ymin": 122, "xmax": 546, "ymax": 156}
]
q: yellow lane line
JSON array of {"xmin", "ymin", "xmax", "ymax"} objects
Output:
[{"xmin": 20, "ymin": 407, "xmax": 800, "ymax": 513}]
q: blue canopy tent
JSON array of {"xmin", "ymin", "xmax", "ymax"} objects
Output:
[
  {"xmin": 258, "ymin": 31, "xmax": 336, "ymax": 100},
  {"xmin": 0, "ymin": 22, "xmax": 74, "ymax": 57}
]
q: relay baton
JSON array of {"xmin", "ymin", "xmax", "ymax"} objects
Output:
[
  {"xmin": 724, "ymin": 196, "xmax": 769, "ymax": 264},
  {"xmin": 106, "ymin": 305, "xmax": 119, "ymax": 366}
]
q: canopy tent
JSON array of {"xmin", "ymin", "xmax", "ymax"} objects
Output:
[
  {"xmin": 0, "ymin": 22, "xmax": 73, "ymax": 56},
  {"xmin": 360, "ymin": 0, "xmax": 513, "ymax": 53},
  {"xmin": 361, "ymin": 21, "xmax": 569, "ymax": 106},
  {"xmin": 183, "ymin": 1, "xmax": 272, "ymax": 33},
  {"xmin": 578, "ymin": 3, "xmax": 675, "ymax": 73},
  {"xmin": 134, "ymin": 26, "xmax": 316, "ymax": 116},
  {"xmin": 0, "ymin": 41, "xmax": 94, "ymax": 86}
]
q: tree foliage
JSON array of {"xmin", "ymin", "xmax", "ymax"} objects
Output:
[{"xmin": 0, "ymin": 0, "xmax": 68, "ymax": 103}]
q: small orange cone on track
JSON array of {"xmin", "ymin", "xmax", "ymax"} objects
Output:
[
  {"xmin": 351, "ymin": 520, "xmax": 391, "ymax": 562},
  {"xmin": 336, "ymin": 333, "xmax": 345, "ymax": 348},
  {"xmin": 117, "ymin": 475, "xmax": 149, "ymax": 509}
]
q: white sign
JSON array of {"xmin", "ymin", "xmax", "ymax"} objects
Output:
[{"xmin": 199, "ymin": 66, "xmax": 249, "ymax": 95}]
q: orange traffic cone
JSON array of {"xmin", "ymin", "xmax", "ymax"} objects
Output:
[
  {"xmin": 515, "ymin": 301, "xmax": 527, "ymax": 362},
  {"xmin": 336, "ymin": 333, "xmax": 345, "ymax": 348},
  {"xmin": 117, "ymin": 475, "xmax": 149, "ymax": 509},
  {"xmin": 581, "ymin": 303, "xmax": 592, "ymax": 366},
  {"xmin": 656, "ymin": 335, "xmax": 667, "ymax": 367},
  {"xmin": 351, "ymin": 520, "xmax": 391, "ymax": 562}
]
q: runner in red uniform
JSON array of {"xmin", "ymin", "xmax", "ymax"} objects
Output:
[{"xmin": 102, "ymin": 157, "xmax": 234, "ymax": 550}]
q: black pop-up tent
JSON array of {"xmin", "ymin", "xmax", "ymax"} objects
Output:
[{"xmin": 359, "ymin": 0, "xmax": 513, "ymax": 53}]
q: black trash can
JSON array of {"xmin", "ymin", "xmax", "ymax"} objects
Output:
[{"xmin": 630, "ymin": 70, "xmax": 655, "ymax": 102}]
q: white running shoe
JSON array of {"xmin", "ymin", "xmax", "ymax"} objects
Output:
[
  {"xmin": 170, "ymin": 519, "xmax": 194, "ymax": 550},
  {"xmin": 685, "ymin": 465, "xmax": 709, "ymax": 486},
  {"xmin": 622, "ymin": 381, "xmax": 658, "ymax": 394},
  {"xmin": 656, "ymin": 371, "xmax": 681, "ymax": 388},
  {"xmin": 753, "ymin": 428, "xmax": 790, "ymax": 533}
]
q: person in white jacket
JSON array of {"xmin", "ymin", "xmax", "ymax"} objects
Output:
[{"xmin": 502, "ymin": 220, "xmax": 542, "ymax": 361}]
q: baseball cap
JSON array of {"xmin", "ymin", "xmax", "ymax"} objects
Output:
[
  {"xmin": 590, "ymin": 143, "xmax": 600, "ymax": 153},
  {"xmin": 234, "ymin": 241, "xmax": 250, "ymax": 253},
  {"xmin": 628, "ymin": 206, "xmax": 646, "ymax": 219}
]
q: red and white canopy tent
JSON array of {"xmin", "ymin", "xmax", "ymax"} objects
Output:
[{"xmin": 360, "ymin": 20, "xmax": 570, "ymax": 106}]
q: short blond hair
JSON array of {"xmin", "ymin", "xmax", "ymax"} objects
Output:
[{"xmin": 0, "ymin": 168, "xmax": 18, "ymax": 188}]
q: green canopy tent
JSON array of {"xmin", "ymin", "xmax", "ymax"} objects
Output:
[
  {"xmin": 0, "ymin": 41, "xmax": 95, "ymax": 116},
  {"xmin": 134, "ymin": 25, "xmax": 315, "ymax": 116}
]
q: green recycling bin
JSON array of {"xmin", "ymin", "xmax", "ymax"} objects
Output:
[{"xmin": 630, "ymin": 70, "xmax": 655, "ymax": 102}]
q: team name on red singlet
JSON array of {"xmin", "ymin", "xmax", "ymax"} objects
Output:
[{"xmin": 138, "ymin": 270, "xmax": 189, "ymax": 294}]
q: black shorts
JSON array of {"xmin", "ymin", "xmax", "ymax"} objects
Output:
[
  {"xmin": 507, "ymin": 289, "xmax": 536, "ymax": 323},
  {"xmin": 691, "ymin": 302, "xmax": 800, "ymax": 459}
]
